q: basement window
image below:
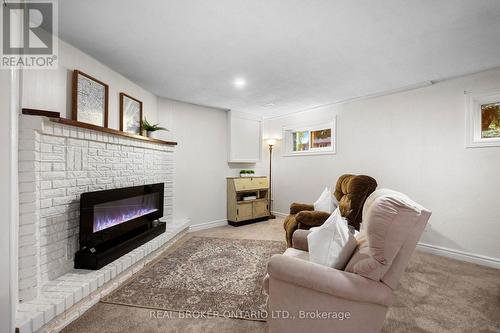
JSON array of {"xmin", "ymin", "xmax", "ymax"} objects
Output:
[
  {"xmin": 466, "ymin": 90, "xmax": 500, "ymax": 148},
  {"xmin": 282, "ymin": 120, "xmax": 336, "ymax": 156}
]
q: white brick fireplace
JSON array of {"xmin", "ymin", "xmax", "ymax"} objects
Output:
[{"xmin": 16, "ymin": 114, "xmax": 186, "ymax": 332}]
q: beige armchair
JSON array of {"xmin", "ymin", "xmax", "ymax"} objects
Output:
[{"xmin": 265, "ymin": 189, "xmax": 431, "ymax": 333}]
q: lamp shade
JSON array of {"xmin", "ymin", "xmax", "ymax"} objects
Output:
[{"xmin": 265, "ymin": 138, "xmax": 279, "ymax": 146}]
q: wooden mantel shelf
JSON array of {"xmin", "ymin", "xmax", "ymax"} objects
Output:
[
  {"xmin": 22, "ymin": 108, "xmax": 177, "ymax": 146},
  {"xmin": 51, "ymin": 118, "xmax": 178, "ymax": 146}
]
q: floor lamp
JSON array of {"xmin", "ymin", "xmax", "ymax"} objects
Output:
[{"xmin": 265, "ymin": 138, "xmax": 278, "ymax": 219}]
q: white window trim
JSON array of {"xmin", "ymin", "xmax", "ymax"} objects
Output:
[
  {"xmin": 282, "ymin": 118, "xmax": 336, "ymax": 156},
  {"xmin": 465, "ymin": 89, "xmax": 500, "ymax": 148}
]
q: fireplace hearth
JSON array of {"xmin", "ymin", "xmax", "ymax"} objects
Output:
[{"xmin": 75, "ymin": 183, "xmax": 166, "ymax": 270}]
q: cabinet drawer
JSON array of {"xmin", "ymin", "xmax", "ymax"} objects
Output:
[
  {"xmin": 234, "ymin": 178, "xmax": 252, "ymax": 191},
  {"xmin": 234, "ymin": 177, "xmax": 268, "ymax": 191},
  {"xmin": 236, "ymin": 202, "xmax": 253, "ymax": 221},
  {"xmin": 253, "ymin": 200, "xmax": 268, "ymax": 218},
  {"xmin": 255, "ymin": 178, "xmax": 269, "ymax": 188}
]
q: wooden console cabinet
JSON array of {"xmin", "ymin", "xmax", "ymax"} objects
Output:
[{"xmin": 227, "ymin": 176, "xmax": 270, "ymax": 226}]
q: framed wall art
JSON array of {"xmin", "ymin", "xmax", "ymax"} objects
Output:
[
  {"xmin": 120, "ymin": 93, "xmax": 143, "ymax": 135},
  {"xmin": 72, "ymin": 69, "xmax": 109, "ymax": 127},
  {"xmin": 465, "ymin": 89, "xmax": 500, "ymax": 148}
]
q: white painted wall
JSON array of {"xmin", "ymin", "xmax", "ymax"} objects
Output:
[
  {"xmin": 22, "ymin": 39, "xmax": 159, "ymax": 127},
  {"xmin": 0, "ymin": 67, "xmax": 14, "ymax": 333},
  {"xmin": 262, "ymin": 68, "xmax": 500, "ymax": 262},
  {"xmin": 1, "ymin": 66, "xmax": 21, "ymax": 333},
  {"xmin": 157, "ymin": 99, "xmax": 251, "ymax": 227}
]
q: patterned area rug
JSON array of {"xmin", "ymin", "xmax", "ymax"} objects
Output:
[{"xmin": 102, "ymin": 236, "xmax": 285, "ymax": 321}]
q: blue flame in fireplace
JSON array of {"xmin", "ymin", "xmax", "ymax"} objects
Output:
[{"xmin": 93, "ymin": 193, "xmax": 159, "ymax": 233}]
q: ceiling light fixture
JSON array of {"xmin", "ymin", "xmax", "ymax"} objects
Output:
[{"xmin": 233, "ymin": 77, "xmax": 246, "ymax": 89}]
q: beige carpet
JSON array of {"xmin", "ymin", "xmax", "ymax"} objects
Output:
[
  {"xmin": 62, "ymin": 218, "xmax": 500, "ymax": 333},
  {"xmin": 102, "ymin": 237, "xmax": 285, "ymax": 321}
]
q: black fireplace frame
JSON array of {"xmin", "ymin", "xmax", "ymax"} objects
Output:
[{"xmin": 75, "ymin": 183, "xmax": 166, "ymax": 270}]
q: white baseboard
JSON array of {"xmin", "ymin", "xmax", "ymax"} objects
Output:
[
  {"xmin": 271, "ymin": 211, "xmax": 288, "ymax": 218},
  {"xmin": 416, "ymin": 242, "xmax": 500, "ymax": 269},
  {"xmin": 189, "ymin": 219, "xmax": 228, "ymax": 232}
]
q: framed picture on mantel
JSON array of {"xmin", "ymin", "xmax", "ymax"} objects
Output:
[
  {"xmin": 72, "ymin": 69, "xmax": 109, "ymax": 127},
  {"xmin": 119, "ymin": 93, "xmax": 143, "ymax": 135}
]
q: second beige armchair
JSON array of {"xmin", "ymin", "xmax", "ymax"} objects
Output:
[{"xmin": 283, "ymin": 174, "xmax": 377, "ymax": 246}]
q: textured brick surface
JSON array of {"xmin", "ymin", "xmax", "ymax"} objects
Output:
[
  {"xmin": 16, "ymin": 220, "xmax": 189, "ymax": 333},
  {"xmin": 18, "ymin": 115, "xmax": 175, "ymax": 303}
]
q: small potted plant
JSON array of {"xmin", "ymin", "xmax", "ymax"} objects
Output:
[
  {"xmin": 240, "ymin": 170, "xmax": 255, "ymax": 177},
  {"xmin": 142, "ymin": 118, "xmax": 168, "ymax": 138}
]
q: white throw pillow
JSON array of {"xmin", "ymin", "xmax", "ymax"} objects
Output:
[
  {"xmin": 313, "ymin": 187, "xmax": 338, "ymax": 213},
  {"xmin": 307, "ymin": 208, "xmax": 357, "ymax": 270}
]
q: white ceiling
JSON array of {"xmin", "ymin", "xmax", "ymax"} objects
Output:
[{"xmin": 59, "ymin": 0, "xmax": 500, "ymax": 118}]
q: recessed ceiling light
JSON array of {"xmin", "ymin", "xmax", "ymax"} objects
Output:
[
  {"xmin": 233, "ymin": 78, "xmax": 246, "ymax": 89},
  {"xmin": 262, "ymin": 103, "xmax": 275, "ymax": 108}
]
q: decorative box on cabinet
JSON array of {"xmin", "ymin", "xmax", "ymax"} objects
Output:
[{"xmin": 227, "ymin": 176, "xmax": 270, "ymax": 226}]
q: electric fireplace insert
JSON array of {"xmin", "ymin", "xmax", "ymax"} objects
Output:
[{"xmin": 75, "ymin": 183, "xmax": 166, "ymax": 270}]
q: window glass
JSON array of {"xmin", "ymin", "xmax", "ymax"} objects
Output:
[
  {"xmin": 292, "ymin": 130, "xmax": 310, "ymax": 151},
  {"xmin": 311, "ymin": 128, "xmax": 331, "ymax": 148},
  {"xmin": 283, "ymin": 121, "xmax": 335, "ymax": 155},
  {"xmin": 481, "ymin": 102, "xmax": 500, "ymax": 139}
]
